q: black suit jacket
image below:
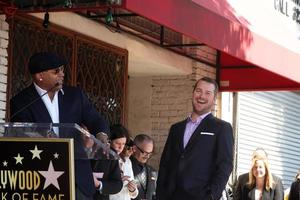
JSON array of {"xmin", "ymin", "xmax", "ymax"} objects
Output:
[
  {"xmin": 130, "ymin": 156, "xmax": 157, "ymax": 200},
  {"xmin": 92, "ymin": 159, "xmax": 123, "ymax": 200},
  {"xmin": 234, "ymin": 173, "xmax": 284, "ymax": 200},
  {"xmin": 10, "ymin": 84, "xmax": 110, "ymax": 197},
  {"xmin": 156, "ymin": 113, "xmax": 233, "ymax": 200},
  {"xmin": 288, "ymin": 179, "xmax": 300, "ymax": 200}
]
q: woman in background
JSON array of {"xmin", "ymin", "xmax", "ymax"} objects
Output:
[
  {"xmin": 235, "ymin": 153, "xmax": 283, "ymax": 200},
  {"xmin": 109, "ymin": 124, "xmax": 138, "ymax": 200}
]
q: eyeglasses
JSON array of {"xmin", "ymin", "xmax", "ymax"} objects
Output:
[{"xmin": 135, "ymin": 145, "xmax": 153, "ymax": 156}]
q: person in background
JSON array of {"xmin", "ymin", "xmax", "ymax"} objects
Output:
[
  {"xmin": 10, "ymin": 52, "xmax": 110, "ymax": 200},
  {"xmin": 92, "ymin": 156, "xmax": 123, "ymax": 200},
  {"xmin": 108, "ymin": 124, "xmax": 138, "ymax": 200},
  {"xmin": 131, "ymin": 134, "xmax": 157, "ymax": 200},
  {"xmin": 234, "ymin": 148, "xmax": 284, "ymax": 200},
  {"xmin": 288, "ymin": 170, "xmax": 300, "ymax": 200},
  {"xmin": 156, "ymin": 77, "xmax": 233, "ymax": 200}
]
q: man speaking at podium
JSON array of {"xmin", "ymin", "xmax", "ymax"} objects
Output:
[{"xmin": 10, "ymin": 52, "xmax": 110, "ymax": 200}]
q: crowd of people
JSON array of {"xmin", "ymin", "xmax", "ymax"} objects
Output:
[{"xmin": 9, "ymin": 52, "xmax": 300, "ymax": 200}]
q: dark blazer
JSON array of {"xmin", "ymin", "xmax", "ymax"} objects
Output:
[
  {"xmin": 10, "ymin": 84, "xmax": 110, "ymax": 197},
  {"xmin": 288, "ymin": 179, "xmax": 300, "ymax": 200},
  {"xmin": 156, "ymin": 113, "xmax": 233, "ymax": 200},
  {"xmin": 92, "ymin": 159, "xmax": 123, "ymax": 200},
  {"xmin": 234, "ymin": 173, "xmax": 284, "ymax": 200},
  {"xmin": 130, "ymin": 156, "xmax": 157, "ymax": 200}
]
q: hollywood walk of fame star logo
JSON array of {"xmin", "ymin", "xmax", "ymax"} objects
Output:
[
  {"xmin": 30, "ymin": 145, "xmax": 43, "ymax": 160},
  {"xmin": 14, "ymin": 153, "xmax": 24, "ymax": 165},
  {"xmin": 54, "ymin": 152, "xmax": 59, "ymax": 159},
  {"xmin": 39, "ymin": 160, "xmax": 65, "ymax": 190},
  {"xmin": 2, "ymin": 160, "xmax": 8, "ymax": 167}
]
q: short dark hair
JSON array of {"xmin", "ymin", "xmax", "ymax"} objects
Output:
[
  {"xmin": 109, "ymin": 124, "xmax": 129, "ymax": 142},
  {"xmin": 193, "ymin": 77, "xmax": 219, "ymax": 96},
  {"xmin": 133, "ymin": 134, "xmax": 154, "ymax": 146},
  {"xmin": 126, "ymin": 138, "xmax": 134, "ymax": 147}
]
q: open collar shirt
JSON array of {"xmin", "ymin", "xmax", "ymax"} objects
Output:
[
  {"xmin": 34, "ymin": 83, "xmax": 63, "ymax": 135},
  {"xmin": 183, "ymin": 112, "xmax": 211, "ymax": 148}
]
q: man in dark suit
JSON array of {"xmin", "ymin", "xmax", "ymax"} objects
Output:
[
  {"xmin": 156, "ymin": 77, "xmax": 234, "ymax": 200},
  {"xmin": 10, "ymin": 52, "xmax": 110, "ymax": 200},
  {"xmin": 288, "ymin": 171, "xmax": 300, "ymax": 200},
  {"xmin": 130, "ymin": 134, "xmax": 157, "ymax": 200}
]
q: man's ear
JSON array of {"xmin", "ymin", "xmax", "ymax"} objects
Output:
[{"xmin": 33, "ymin": 73, "xmax": 43, "ymax": 82}]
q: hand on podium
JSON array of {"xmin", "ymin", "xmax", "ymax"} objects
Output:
[
  {"xmin": 96, "ymin": 132, "xmax": 111, "ymax": 159},
  {"xmin": 96, "ymin": 132, "xmax": 109, "ymax": 144},
  {"xmin": 78, "ymin": 125, "xmax": 118, "ymax": 160},
  {"xmin": 46, "ymin": 129, "xmax": 58, "ymax": 138}
]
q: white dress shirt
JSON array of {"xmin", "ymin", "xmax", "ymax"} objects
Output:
[{"xmin": 34, "ymin": 83, "xmax": 60, "ymax": 135}]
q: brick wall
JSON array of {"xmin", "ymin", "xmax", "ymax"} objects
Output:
[
  {"xmin": 0, "ymin": 15, "xmax": 8, "ymax": 122},
  {"xmin": 149, "ymin": 75, "xmax": 193, "ymax": 168}
]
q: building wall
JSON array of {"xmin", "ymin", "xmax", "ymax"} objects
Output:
[
  {"xmin": 127, "ymin": 76, "xmax": 152, "ymax": 135},
  {"xmin": 0, "ymin": 15, "xmax": 8, "ymax": 122}
]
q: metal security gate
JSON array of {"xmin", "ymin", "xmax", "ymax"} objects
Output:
[{"xmin": 236, "ymin": 91, "xmax": 300, "ymax": 189}]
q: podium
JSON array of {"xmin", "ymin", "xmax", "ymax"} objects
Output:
[{"xmin": 0, "ymin": 122, "xmax": 118, "ymax": 200}]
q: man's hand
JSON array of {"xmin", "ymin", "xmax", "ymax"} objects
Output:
[
  {"xmin": 93, "ymin": 173, "xmax": 102, "ymax": 191},
  {"xmin": 96, "ymin": 132, "xmax": 109, "ymax": 144},
  {"xmin": 127, "ymin": 180, "xmax": 137, "ymax": 193}
]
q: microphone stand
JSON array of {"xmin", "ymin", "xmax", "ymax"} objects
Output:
[{"xmin": 10, "ymin": 83, "xmax": 60, "ymax": 121}]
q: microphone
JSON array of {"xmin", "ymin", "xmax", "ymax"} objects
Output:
[{"xmin": 11, "ymin": 82, "xmax": 60, "ymax": 121}]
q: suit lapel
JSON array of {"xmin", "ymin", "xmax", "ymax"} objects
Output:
[
  {"xmin": 58, "ymin": 89, "xmax": 65, "ymax": 123},
  {"xmin": 177, "ymin": 120, "xmax": 188, "ymax": 151},
  {"xmin": 29, "ymin": 84, "xmax": 52, "ymax": 122},
  {"xmin": 146, "ymin": 166, "xmax": 156, "ymax": 199},
  {"xmin": 184, "ymin": 113, "xmax": 213, "ymax": 150},
  {"xmin": 262, "ymin": 189, "xmax": 271, "ymax": 200},
  {"xmin": 248, "ymin": 188, "xmax": 256, "ymax": 199}
]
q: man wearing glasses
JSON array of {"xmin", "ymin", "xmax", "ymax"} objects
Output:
[
  {"xmin": 130, "ymin": 134, "xmax": 157, "ymax": 200},
  {"xmin": 10, "ymin": 52, "xmax": 110, "ymax": 200}
]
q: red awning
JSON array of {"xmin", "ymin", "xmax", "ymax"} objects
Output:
[{"xmin": 123, "ymin": 0, "xmax": 300, "ymax": 91}]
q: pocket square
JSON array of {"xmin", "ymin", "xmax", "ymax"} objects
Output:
[{"xmin": 200, "ymin": 132, "xmax": 215, "ymax": 136}]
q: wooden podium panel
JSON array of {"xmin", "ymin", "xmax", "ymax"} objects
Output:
[{"xmin": 0, "ymin": 137, "xmax": 75, "ymax": 200}]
